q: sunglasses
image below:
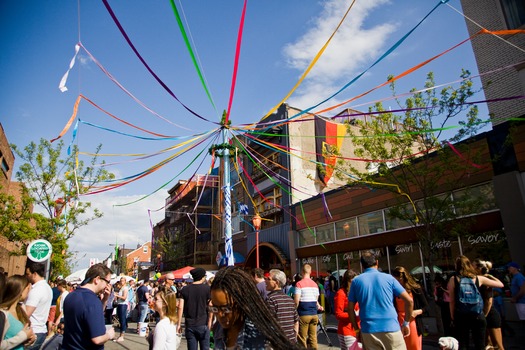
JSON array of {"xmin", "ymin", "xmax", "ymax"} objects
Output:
[
  {"xmin": 99, "ymin": 276, "xmax": 111, "ymax": 284},
  {"xmin": 208, "ymin": 305, "xmax": 233, "ymax": 314}
]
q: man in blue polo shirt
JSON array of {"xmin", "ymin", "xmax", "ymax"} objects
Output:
[
  {"xmin": 62, "ymin": 263, "xmax": 115, "ymax": 350},
  {"xmin": 348, "ymin": 251, "xmax": 413, "ymax": 349}
]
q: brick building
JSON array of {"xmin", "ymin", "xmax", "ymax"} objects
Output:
[
  {"xmin": 291, "ymin": 121, "xmax": 525, "ymax": 278},
  {"xmin": 125, "ymin": 241, "xmax": 152, "ymax": 279},
  {"xmin": 0, "ymin": 123, "xmax": 27, "ymax": 275}
]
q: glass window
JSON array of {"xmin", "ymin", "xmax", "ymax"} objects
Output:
[
  {"xmin": 316, "ymin": 223, "xmax": 334, "ymax": 244},
  {"xmin": 1, "ymin": 158, "xmax": 9, "ymax": 173},
  {"xmin": 232, "ymin": 213, "xmax": 241, "ymax": 235},
  {"xmin": 453, "ymin": 183, "xmax": 497, "ymax": 215},
  {"xmin": 501, "ymin": 0, "xmax": 525, "ymax": 29},
  {"xmin": 460, "ymin": 230, "xmax": 510, "ymax": 268},
  {"xmin": 318, "ymin": 254, "xmax": 338, "ymax": 281},
  {"xmin": 358, "ymin": 211, "xmax": 384, "ymax": 235},
  {"xmin": 415, "ymin": 194, "xmax": 452, "ymax": 222},
  {"xmin": 255, "ymin": 188, "xmax": 282, "ymax": 213},
  {"xmin": 430, "ymin": 236, "xmax": 462, "ymax": 278},
  {"xmin": 387, "ymin": 244, "xmax": 421, "ymax": 275},
  {"xmin": 360, "ymin": 248, "xmax": 388, "ymax": 271},
  {"xmin": 143, "ymin": 245, "xmax": 148, "ymax": 253},
  {"xmin": 298, "ymin": 229, "xmax": 316, "ymax": 247},
  {"xmin": 298, "ymin": 257, "xmax": 317, "ymax": 273},
  {"xmin": 197, "ymin": 211, "xmax": 212, "ymax": 229},
  {"xmin": 335, "ymin": 219, "xmax": 357, "ymax": 239},
  {"xmin": 385, "ymin": 204, "xmax": 415, "ymax": 230},
  {"xmin": 199, "ymin": 187, "xmax": 215, "ymax": 206},
  {"xmin": 336, "ymin": 251, "xmax": 361, "ymax": 278}
]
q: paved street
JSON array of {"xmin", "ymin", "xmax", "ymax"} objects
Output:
[{"xmin": 105, "ymin": 319, "xmax": 525, "ymax": 349}]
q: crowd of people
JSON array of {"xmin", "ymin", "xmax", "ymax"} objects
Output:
[{"xmin": 1, "ymin": 252, "xmax": 524, "ymax": 350}]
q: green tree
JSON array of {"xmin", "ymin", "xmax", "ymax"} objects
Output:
[
  {"xmin": 9, "ymin": 138, "xmax": 114, "ymax": 279},
  {"xmin": 343, "ymin": 71, "xmax": 489, "ymax": 333},
  {"xmin": 156, "ymin": 226, "xmax": 186, "ymax": 271},
  {"xmin": 0, "ymin": 183, "xmax": 38, "ymax": 249}
]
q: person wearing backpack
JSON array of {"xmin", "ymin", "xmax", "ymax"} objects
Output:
[
  {"xmin": 447, "ymin": 255, "xmax": 504, "ymax": 350},
  {"xmin": 473, "ymin": 259, "xmax": 505, "ymax": 350}
]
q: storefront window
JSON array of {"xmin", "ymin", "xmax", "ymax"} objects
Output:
[
  {"xmin": 429, "ymin": 236, "xmax": 462, "ymax": 278},
  {"xmin": 460, "ymin": 230, "xmax": 510, "ymax": 268},
  {"xmin": 358, "ymin": 211, "xmax": 384, "ymax": 235},
  {"xmin": 387, "ymin": 243, "xmax": 422, "ymax": 275},
  {"xmin": 360, "ymin": 248, "xmax": 388, "ymax": 271},
  {"xmin": 335, "ymin": 219, "xmax": 357, "ymax": 239},
  {"xmin": 316, "ymin": 223, "xmax": 334, "ymax": 244},
  {"xmin": 318, "ymin": 254, "xmax": 337, "ymax": 280},
  {"xmin": 298, "ymin": 229, "xmax": 316, "ymax": 247},
  {"xmin": 336, "ymin": 251, "xmax": 361, "ymax": 279},
  {"xmin": 298, "ymin": 256, "xmax": 317, "ymax": 275}
]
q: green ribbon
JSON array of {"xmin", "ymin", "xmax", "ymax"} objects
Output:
[{"xmin": 169, "ymin": 0, "xmax": 217, "ymax": 114}]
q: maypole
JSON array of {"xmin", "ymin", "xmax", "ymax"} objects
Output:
[{"xmin": 221, "ymin": 125, "xmax": 233, "ymax": 266}]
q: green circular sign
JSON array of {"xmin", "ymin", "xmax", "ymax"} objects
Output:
[{"xmin": 26, "ymin": 239, "xmax": 52, "ymax": 262}]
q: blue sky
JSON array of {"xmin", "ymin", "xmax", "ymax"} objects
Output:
[{"xmin": 0, "ymin": 0, "xmax": 490, "ymax": 271}]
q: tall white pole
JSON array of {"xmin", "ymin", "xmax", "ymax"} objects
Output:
[{"xmin": 222, "ymin": 127, "xmax": 234, "ymax": 266}]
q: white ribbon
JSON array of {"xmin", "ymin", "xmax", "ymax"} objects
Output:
[{"xmin": 58, "ymin": 43, "xmax": 80, "ymax": 92}]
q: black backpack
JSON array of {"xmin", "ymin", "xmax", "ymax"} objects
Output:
[{"xmin": 454, "ymin": 275, "xmax": 483, "ymax": 315}]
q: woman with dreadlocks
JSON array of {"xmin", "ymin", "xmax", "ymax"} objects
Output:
[{"xmin": 210, "ymin": 267, "xmax": 303, "ymax": 349}]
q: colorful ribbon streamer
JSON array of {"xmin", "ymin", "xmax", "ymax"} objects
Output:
[
  {"xmin": 58, "ymin": 43, "xmax": 80, "ymax": 92},
  {"xmin": 102, "ymin": 0, "xmax": 217, "ymax": 125},
  {"xmin": 224, "ymin": 0, "xmax": 247, "ymax": 124},
  {"xmin": 169, "ymin": 0, "xmax": 218, "ymax": 114}
]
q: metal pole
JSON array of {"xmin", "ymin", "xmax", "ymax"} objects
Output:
[
  {"xmin": 256, "ymin": 228, "xmax": 259, "ymax": 269},
  {"xmin": 45, "ymin": 258, "xmax": 51, "ymax": 281},
  {"xmin": 222, "ymin": 127, "xmax": 234, "ymax": 266}
]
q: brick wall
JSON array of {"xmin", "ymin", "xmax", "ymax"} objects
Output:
[{"xmin": 126, "ymin": 242, "xmax": 152, "ymax": 275}]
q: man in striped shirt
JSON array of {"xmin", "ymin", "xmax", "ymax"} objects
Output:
[
  {"xmin": 265, "ymin": 269, "xmax": 299, "ymax": 343},
  {"xmin": 294, "ymin": 264, "xmax": 323, "ymax": 349}
]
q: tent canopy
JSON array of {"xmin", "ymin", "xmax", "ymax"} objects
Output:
[
  {"xmin": 410, "ymin": 265, "xmax": 442, "ymax": 275},
  {"xmin": 171, "ymin": 266, "xmax": 194, "ymax": 279},
  {"xmin": 64, "ymin": 268, "xmax": 89, "ymax": 284}
]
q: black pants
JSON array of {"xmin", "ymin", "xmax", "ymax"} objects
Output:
[{"xmin": 454, "ymin": 312, "xmax": 486, "ymax": 350}]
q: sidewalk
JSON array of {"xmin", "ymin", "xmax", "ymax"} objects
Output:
[{"xmin": 106, "ymin": 319, "xmax": 524, "ymax": 349}]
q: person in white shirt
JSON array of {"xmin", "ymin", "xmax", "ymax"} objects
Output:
[
  {"xmin": 149, "ymin": 290, "xmax": 180, "ymax": 350},
  {"xmin": 25, "ymin": 261, "xmax": 53, "ymax": 350}
]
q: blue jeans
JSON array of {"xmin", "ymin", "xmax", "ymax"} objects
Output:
[
  {"xmin": 117, "ymin": 304, "xmax": 128, "ymax": 334},
  {"xmin": 138, "ymin": 302, "xmax": 149, "ymax": 323},
  {"xmin": 185, "ymin": 325, "xmax": 210, "ymax": 350},
  {"xmin": 26, "ymin": 332, "xmax": 46, "ymax": 350}
]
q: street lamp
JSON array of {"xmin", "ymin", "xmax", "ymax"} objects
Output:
[
  {"xmin": 156, "ymin": 253, "xmax": 161, "ymax": 272},
  {"xmin": 252, "ymin": 214, "xmax": 262, "ymax": 269}
]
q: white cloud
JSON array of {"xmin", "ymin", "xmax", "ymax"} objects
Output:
[
  {"xmin": 283, "ymin": 0, "xmax": 396, "ymax": 111},
  {"xmin": 67, "ymin": 191, "xmax": 166, "ymax": 271},
  {"xmin": 77, "ymin": 54, "xmax": 93, "ymax": 67}
]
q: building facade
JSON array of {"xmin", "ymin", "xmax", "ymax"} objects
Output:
[
  {"xmin": 125, "ymin": 241, "xmax": 152, "ymax": 279},
  {"xmin": 162, "ymin": 173, "xmax": 220, "ymax": 270},
  {"xmin": 460, "ymin": 0, "xmax": 525, "ymax": 126},
  {"xmin": 0, "ymin": 123, "xmax": 27, "ymax": 275},
  {"xmin": 460, "ymin": 0, "xmax": 525, "ymax": 271},
  {"xmin": 240, "ymin": 104, "xmax": 370, "ymax": 274},
  {"xmin": 290, "ymin": 122, "xmax": 525, "ymax": 280}
]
